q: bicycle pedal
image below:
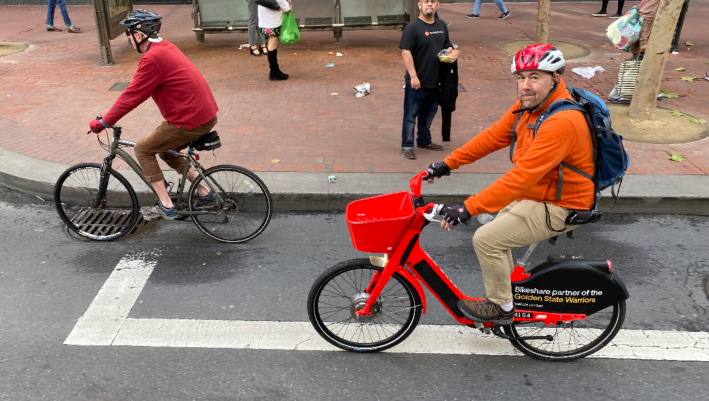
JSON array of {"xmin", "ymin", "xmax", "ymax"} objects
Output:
[{"xmin": 140, "ymin": 209, "xmax": 160, "ymax": 220}]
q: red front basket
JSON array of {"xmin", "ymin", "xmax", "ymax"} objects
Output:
[{"xmin": 346, "ymin": 191, "xmax": 416, "ymax": 253}]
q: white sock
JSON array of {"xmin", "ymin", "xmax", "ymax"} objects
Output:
[{"xmin": 500, "ymin": 302, "xmax": 514, "ymax": 312}]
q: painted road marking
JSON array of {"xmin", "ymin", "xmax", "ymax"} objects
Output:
[
  {"xmin": 64, "ymin": 252, "xmax": 159, "ymax": 346},
  {"xmin": 65, "ymin": 253, "xmax": 709, "ymax": 361}
]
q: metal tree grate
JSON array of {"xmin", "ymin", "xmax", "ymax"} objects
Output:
[
  {"xmin": 108, "ymin": 82, "xmax": 130, "ymax": 91},
  {"xmin": 64, "ymin": 209, "xmax": 156, "ymax": 241}
]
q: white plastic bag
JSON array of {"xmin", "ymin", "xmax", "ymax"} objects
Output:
[
  {"xmin": 353, "ymin": 82, "xmax": 370, "ymax": 98},
  {"xmin": 572, "ymin": 66, "xmax": 606, "ymax": 79}
]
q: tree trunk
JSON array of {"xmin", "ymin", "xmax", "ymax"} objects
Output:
[
  {"xmin": 536, "ymin": 0, "xmax": 551, "ymax": 43},
  {"xmin": 628, "ymin": 0, "xmax": 685, "ymax": 121}
]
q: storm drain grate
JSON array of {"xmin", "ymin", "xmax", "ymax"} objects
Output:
[
  {"xmin": 108, "ymin": 82, "xmax": 130, "ymax": 91},
  {"xmin": 64, "ymin": 209, "xmax": 157, "ymax": 241}
]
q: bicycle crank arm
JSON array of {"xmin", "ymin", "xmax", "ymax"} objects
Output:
[
  {"xmin": 491, "ymin": 327, "xmax": 553, "ymax": 341},
  {"xmin": 175, "ymin": 211, "xmax": 221, "ymax": 216}
]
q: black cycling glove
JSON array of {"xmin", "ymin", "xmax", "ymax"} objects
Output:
[
  {"xmin": 425, "ymin": 162, "xmax": 451, "ymax": 180},
  {"xmin": 442, "ymin": 203, "xmax": 472, "ymax": 226}
]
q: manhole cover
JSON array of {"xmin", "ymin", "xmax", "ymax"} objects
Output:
[
  {"xmin": 457, "ymin": 83, "xmax": 466, "ymax": 92},
  {"xmin": 499, "ymin": 40, "xmax": 591, "ymax": 61},
  {"xmin": 706, "ymin": 277, "xmax": 709, "ymax": 300},
  {"xmin": 0, "ymin": 42, "xmax": 29, "ymax": 57},
  {"xmin": 63, "ymin": 211, "xmax": 157, "ymax": 242},
  {"xmin": 108, "ymin": 82, "xmax": 130, "ymax": 91}
]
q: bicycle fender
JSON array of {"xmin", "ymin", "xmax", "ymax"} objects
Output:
[
  {"xmin": 511, "ymin": 259, "xmax": 629, "ymax": 315},
  {"xmin": 396, "ymin": 267, "xmax": 427, "ymax": 315}
]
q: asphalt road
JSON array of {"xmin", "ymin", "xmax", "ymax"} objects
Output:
[{"xmin": 1, "ymin": 186, "xmax": 708, "ymax": 401}]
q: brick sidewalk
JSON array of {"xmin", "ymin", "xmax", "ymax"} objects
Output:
[{"xmin": 0, "ymin": 3, "xmax": 708, "ymax": 175}]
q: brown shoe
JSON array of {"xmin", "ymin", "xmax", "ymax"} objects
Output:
[
  {"xmin": 68, "ymin": 27, "xmax": 81, "ymax": 33},
  {"xmin": 401, "ymin": 149, "xmax": 416, "ymax": 159},
  {"xmin": 47, "ymin": 26, "xmax": 63, "ymax": 32},
  {"xmin": 457, "ymin": 299, "xmax": 514, "ymax": 325},
  {"xmin": 418, "ymin": 143, "xmax": 444, "ymax": 151}
]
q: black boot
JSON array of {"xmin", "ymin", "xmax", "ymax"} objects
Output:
[{"xmin": 268, "ymin": 49, "xmax": 289, "ymax": 81}]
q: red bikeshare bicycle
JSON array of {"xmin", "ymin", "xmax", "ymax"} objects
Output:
[{"xmin": 307, "ymin": 172, "xmax": 629, "ymax": 361}]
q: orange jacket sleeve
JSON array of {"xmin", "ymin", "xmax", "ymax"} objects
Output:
[
  {"xmin": 444, "ymin": 104, "xmax": 518, "ymax": 169},
  {"xmin": 446, "ymin": 114, "xmax": 580, "ymax": 216}
]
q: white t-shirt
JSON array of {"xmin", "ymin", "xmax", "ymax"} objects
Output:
[{"xmin": 257, "ymin": 0, "xmax": 291, "ymax": 29}]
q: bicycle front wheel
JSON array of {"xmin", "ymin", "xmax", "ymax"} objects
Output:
[
  {"xmin": 54, "ymin": 163, "xmax": 139, "ymax": 241},
  {"xmin": 503, "ymin": 301, "xmax": 626, "ymax": 361},
  {"xmin": 307, "ymin": 259, "xmax": 422, "ymax": 352},
  {"xmin": 188, "ymin": 165, "xmax": 272, "ymax": 243}
]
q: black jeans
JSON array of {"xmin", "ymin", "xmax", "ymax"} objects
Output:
[{"xmin": 600, "ymin": 0, "xmax": 625, "ymax": 14}]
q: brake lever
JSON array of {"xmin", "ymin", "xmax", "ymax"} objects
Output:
[{"xmin": 423, "ymin": 204, "xmax": 445, "ymax": 222}]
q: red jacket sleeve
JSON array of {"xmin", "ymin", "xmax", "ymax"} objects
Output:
[{"xmin": 102, "ymin": 56, "xmax": 161, "ymax": 126}]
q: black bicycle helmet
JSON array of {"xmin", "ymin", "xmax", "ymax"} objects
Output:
[{"xmin": 121, "ymin": 10, "xmax": 162, "ymax": 53}]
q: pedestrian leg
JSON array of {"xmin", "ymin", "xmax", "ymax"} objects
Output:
[{"xmin": 415, "ymin": 89, "xmax": 439, "ymax": 148}]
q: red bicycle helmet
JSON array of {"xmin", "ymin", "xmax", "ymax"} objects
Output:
[{"xmin": 511, "ymin": 44, "xmax": 565, "ymax": 74}]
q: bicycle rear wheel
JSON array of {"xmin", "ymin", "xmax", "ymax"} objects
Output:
[
  {"xmin": 503, "ymin": 301, "xmax": 626, "ymax": 361},
  {"xmin": 54, "ymin": 163, "xmax": 139, "ymax": 241},
  {"xmin": 188, "ymin": 165, "xmax": 272, "ymax": 243},
  {"xmin": 307, "ymin": 259, "xmax": 422, "ymax": 352}
]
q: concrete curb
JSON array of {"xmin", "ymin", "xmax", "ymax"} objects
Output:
[{"xmin": 1, "ymin": 144, "xmax": 708, "ymax": 215}]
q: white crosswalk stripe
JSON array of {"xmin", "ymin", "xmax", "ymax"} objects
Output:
[{"xmin": 64, "ymin": 253, "xmax": 709, "ymax": 362}]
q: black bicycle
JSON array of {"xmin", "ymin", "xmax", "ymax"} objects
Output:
[{"xmin": 54, "ymin": 123, "xmax": 272, "ymax": 242}]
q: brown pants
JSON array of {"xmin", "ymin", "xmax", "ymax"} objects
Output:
[
  {"xmin": 472, "ymin": 200, "xmax": 577, "ymax": 305},
  {"xmin": 134, "ymin": 117, "xmax": 217, "ymax": 182}
]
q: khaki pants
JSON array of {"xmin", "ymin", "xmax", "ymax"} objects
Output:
[
  {"xmin": 134, "ymin": 117, "xmax": 217, "ymax": 182},
  {"xmin": 472, "ymin": 200, "xmax": 577, "ymax": 305}
]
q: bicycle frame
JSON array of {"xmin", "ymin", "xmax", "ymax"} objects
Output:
[
  {"xmin": 356, "ymin": 172, "xmax": 588, "ymax": 327},
  {"xmin": 96, "ymin": 126, "xmax": 227, "ymax": 215}
]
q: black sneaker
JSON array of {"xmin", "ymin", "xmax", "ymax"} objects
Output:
[
  {"xmin": 466, "ymin": 13, "xmax": 479, "ymax": 19},
  {"xmin": 457, "ymin": 299, "xmax": 514, "ymax": 325},
  {"xmin": 609, "ymin": 13, "xmax": 623, "ymax": 18},
  {"xmin": 498, "ymin": 11, "xmax": 510, "ymax": 20},
  {"xmin": 592, "ymin": 11, "xmax": 607, "ymax": 17}
]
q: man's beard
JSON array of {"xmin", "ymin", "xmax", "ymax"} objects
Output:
[
  {"xmin": 519, "ymin": 90, "xmax": 538, "ymax": 108},
  {"xmin": 422, "ymin": 8, "xmax": 435, "ymax": 17}
]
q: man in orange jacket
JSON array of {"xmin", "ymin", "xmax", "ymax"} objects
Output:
[{"xmin": 424, "ymin": 44, "xmax": 595, "ymax": 325}]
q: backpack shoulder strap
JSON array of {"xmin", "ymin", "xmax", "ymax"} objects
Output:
[
  {"xmin": 531, "ymin": 99, "xmax": 584, "ymax": 138},
  {"xmin": 509, "ymin": 109, "xmax": 525, "ymax": 163},
  {"xmin": 533, "ymin": 99, "xmax": 594, "ymax": 201}
]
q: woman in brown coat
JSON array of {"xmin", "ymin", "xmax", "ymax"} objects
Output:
[{"xmin": 631, "ymin": 0, "xmax": 660, "ymax": 56}]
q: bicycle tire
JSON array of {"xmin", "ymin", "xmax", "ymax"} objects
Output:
[
  {"xmin": 54, "ymin": 163, "xmax": 139, "ymax": 241},
  {"xmin": 188, "ymin": 165, "xmax": 272, "ymax": 243},
  {"xmin": 307, "ymin": 259, "xmax": 422, "ymax": 352},
  {"xmin": 503, "ymin": 301, "xmax": 626, "ymax": 361}
]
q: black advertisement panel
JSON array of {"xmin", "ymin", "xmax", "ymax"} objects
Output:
[{"xmin": 106, "ymin": 0, "xmax": 133, "ymax": 40}]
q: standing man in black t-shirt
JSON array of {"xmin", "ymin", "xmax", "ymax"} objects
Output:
[{"xmin": 399, "ymin": 0, "xmax": 453, "ymax": 160}]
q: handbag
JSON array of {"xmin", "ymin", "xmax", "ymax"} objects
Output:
[
  {"xmin": 606, "ymin": 6, "xmax": 644, "ymax": 52},
  {"xmin": 255, "ymin": 0, "xmax": 280, "ymax": 11},
  {"xmin": 617, "ymin": 59, "xmax": 641, "ymax": 98}
]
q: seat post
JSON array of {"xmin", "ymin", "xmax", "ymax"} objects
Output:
[{"xmin": 517, "ymin": 242, "xmax": 540, "ymax": 269}]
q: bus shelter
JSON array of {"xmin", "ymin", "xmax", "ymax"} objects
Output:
[{"xmin": 192, "ymin": 0, "xmax": 418, "ymax": 44}]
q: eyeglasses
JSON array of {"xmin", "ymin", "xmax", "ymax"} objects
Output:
[{"xmin": 420, "ymin": 0, "xmax": 439, "ymax": 4}]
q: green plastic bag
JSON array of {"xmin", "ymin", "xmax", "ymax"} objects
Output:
[{"xmin": 280, "ymin": 11, "xmax": 300, "ymax": 44}]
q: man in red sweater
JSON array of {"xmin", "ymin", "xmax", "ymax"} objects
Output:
[
  {"xmin": 424, "ymin": 44, "xmax": 594, "ymax": 325},
  {"xmin": 90, "ymin": 10, "xmax": 219, "ymax": 219}
]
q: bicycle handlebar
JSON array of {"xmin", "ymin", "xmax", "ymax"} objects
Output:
[{"xmin": 409, "ymin": 171, "xmax": 429, "ymax": 198}]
